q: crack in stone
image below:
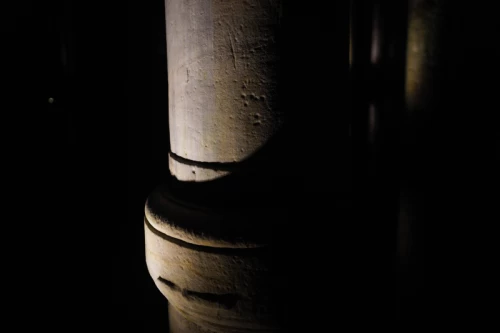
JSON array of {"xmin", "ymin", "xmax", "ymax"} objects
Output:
[
  {"xmin": 158, "ymin": 276, "xmax": 241, "ymax": 309},
  {"xmin": 170, "ymin": 151, "xmax": 243, "ymax": 170},
  {"xmin": 229, "ymin": 31, "xmax": 237, "ymax": 69},
  {"xmin": 145, "ymin": 217, "xmax": 266, "ymax": 255}
]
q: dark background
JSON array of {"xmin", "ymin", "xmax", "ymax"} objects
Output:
[
  {"xmin": 8, "ymin": 0, "xmax": 170, "ymax": 330},
  {"xmin": 7, "ymin": 0, "xmax": 498, "ymax": 330}
]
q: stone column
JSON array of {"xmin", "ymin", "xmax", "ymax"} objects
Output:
[
  {"xmin": 398, "ymin": 0, "xmax": 445, "ymax": 269},
  {"xmin": 166, "ymin": 0, "xmax": 283, "ymax": 181},
  {"xmin": 145, "ymin": 1, "xmax": 286, "ymax": 332}
]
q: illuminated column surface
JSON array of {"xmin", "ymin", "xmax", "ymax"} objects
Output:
[{"xmin": 145, "ymin": 1, "xmax": 286, "ymax": 332}]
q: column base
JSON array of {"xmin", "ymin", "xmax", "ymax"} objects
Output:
[
  {"xmin": 169, "ymin": 303, "xmax": 210, "ymax": 333},
  {"xmin": 145, "ymin": 184, "xmax": 287, "ymax": 333}
]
